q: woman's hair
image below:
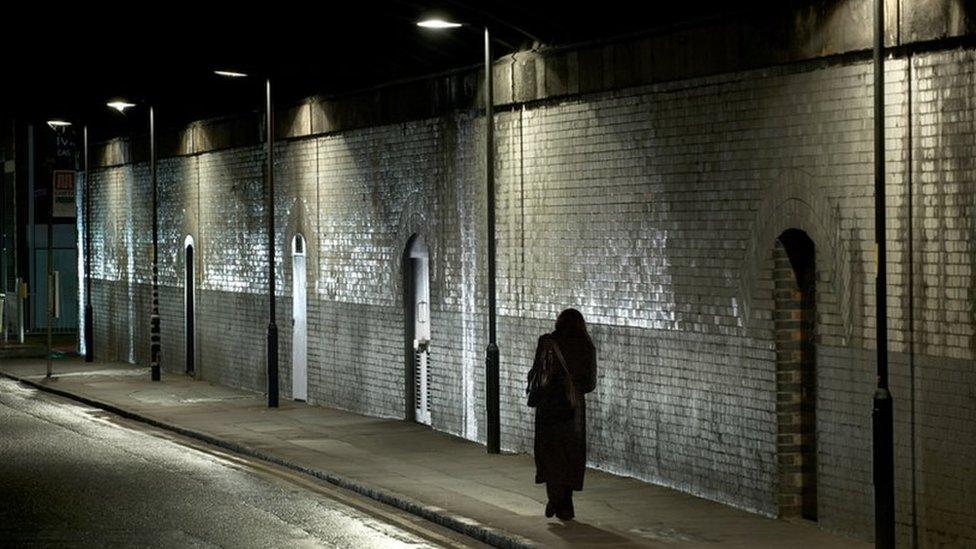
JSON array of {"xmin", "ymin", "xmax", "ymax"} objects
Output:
[{"xmin": 554, "ymin": 308, "xmax": 592, "ymax": 344}]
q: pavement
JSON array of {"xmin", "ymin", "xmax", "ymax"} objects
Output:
[
  {"xmin": 0, "ymin": 376, "xmax": 484, "ymax": 548},
  {"xmin": 0, "ymin": 356, "xmax": 869, "ymax": 548}
]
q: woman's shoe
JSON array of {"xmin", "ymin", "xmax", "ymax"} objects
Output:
[{"xmin": 545, "ymin": 501, "xmax": 556, "ymax": 518}]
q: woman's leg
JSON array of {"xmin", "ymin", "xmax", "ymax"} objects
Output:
[
  {"xmin": 545, "ymin": 482, "xmax": 560, "ymax": 517},
  {"xmin": 555, "ymin": 485, "xmax": 574, "ymax": 520},
  {"xmin": 562, "ymin": 489, "xmax": 575, "ymax": 519}
]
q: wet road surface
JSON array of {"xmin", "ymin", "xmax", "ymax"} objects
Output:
[{"xmin": 0, "ymin": 378, "xmax": 485, "ymax": 548}]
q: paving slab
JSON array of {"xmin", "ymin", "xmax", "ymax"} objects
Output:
[{"xmin": 0, "ymin": 357, "xmax": 870, "ymax": 548}]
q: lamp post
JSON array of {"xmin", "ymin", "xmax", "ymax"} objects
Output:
[
  {"xmin": 83, "ymin": 124, "xmax": 92, "ymax": 363},
  {"xmin": 417, "ymin": 17, "xmax": 534, "ymax": 454},
  {"xmin": 45, "ymin": 119, "xmax": 92, "ymax": 365},
  {"xmin": 45, "ymin": 118, "xmax": 74, "ymax": 377},
  {"xmin": 872, "ymin": 0, "xmax": 895, "ymax": 545},
  {"xmin": 482, "ymin": 25, "xmax": 501, "ymax": 455},
  {"xmin": 107, "ymin": 100, "xmax": 161, "ymax": 381},
  {"xmin": 214, "ymin": 70, "xmax": 278, "ymax": 408}
]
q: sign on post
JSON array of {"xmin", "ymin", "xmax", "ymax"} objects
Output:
[{"xmin": 52, "ymin": 170, "xmax": 76, "ymax": 219}]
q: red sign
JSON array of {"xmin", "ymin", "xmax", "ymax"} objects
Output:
[{"xmin": 52, "ymin": 170, "xmax": 76, "ymax": 219}]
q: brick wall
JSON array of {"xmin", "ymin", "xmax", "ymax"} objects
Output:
[
  {"xmin": 772, "ymin": 235, "xmax": 818, "ymax": 520},
  {"xmin": 85, "ymin": 48, "xmax": 976, "ymax": 545}
]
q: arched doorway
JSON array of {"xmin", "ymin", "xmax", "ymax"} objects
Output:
[
  {"xmin": 403, "ymin": 235, "xmax": 431, "ymax": 425},
  {"xmin": 291, "ymin": 234, "xmax": 308, "ymax": 402},
  {"xmin": 184, "ymin": 236, "xmax": 196, "ymax": 377},
  {"xmin": 773, "ymin": 229, "xmax": 817, "ymax": 521}
]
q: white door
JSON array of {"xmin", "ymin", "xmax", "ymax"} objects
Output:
[
  {"xmin": 413, "ymin": 253, "xmax": 431, "ymax": 426},
  {"xmin": 292, "ymin": 247, "xmax": 308, "ymax": 401}
]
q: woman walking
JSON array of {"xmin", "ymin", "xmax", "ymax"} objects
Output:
[{"xmin": 527, "ymin": 308, "xmax": 597, "ymax": 520}]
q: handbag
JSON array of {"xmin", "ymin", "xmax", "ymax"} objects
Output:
[
  {"xmin": 527, "ymin": 337, "xmax": 580, "ymax": 409},
  {"xmin": 526, "ymin": 353, "xmax": 549, "ymax": 408}
]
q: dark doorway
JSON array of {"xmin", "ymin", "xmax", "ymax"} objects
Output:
[
  {"xmin": 185, "ymin": 238, "xmax": 195, "ymax": 376},
  {"xmin": 403, "ymin": 235, "xmax": 431, "ymax": 425},
  {"xmin": 773, "ymin": 229, "xmax": 817, "ymax": 521}
]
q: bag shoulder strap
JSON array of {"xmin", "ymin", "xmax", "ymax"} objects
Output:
[{"xmin": 549, "ymin": 339, "xmax": 570, "ymax": 377}]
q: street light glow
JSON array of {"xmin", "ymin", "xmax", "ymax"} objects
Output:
[
  {"xmin": 107, "ymin": 100, "xmax": 136, "ymax": 113},
  {"xmin": 215, "ymin": 70, "xmax": 249, "ymax": 78},
  {"xmin": 46, "ymin": 119, "xmax": 72, "ymax": 129},
  {"xmin": 417, "ymin": 18, "xmax": 462, "ymax": 29}
]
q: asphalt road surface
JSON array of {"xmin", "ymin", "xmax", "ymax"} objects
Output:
[{"xmin": 0, "ymin": 377, "xmax": 487, "ymax": 548}]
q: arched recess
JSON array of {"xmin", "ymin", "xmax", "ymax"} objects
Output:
[
  {"xmin": 403, "ymin": 234, "xmax": 432, "ymax": 425},
  {"xmin": 738, "ymin": 173, "xmax": 861, "ymax": 344},
  {"xmin": 773, "ymin": 229, "xmax": 817, "ymax": 521},
  {"xmin": 291, "ymin": 234, "xmax": 308, "ymax": 401},
  {"xmin": 183, "ymin": 235, "xmax": 196, "ymax": 377}
]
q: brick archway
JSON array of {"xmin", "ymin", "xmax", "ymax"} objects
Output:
[{"xmin": 773, "ymin": 229, "xmax": 817, "ymax": 521}]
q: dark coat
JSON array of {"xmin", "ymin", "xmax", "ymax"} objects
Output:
[{"xmin": 529, "ymin": 333, "xmax": 597, "ymax": 491}]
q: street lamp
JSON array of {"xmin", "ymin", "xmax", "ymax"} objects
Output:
[
  {"xmin": 107, "ymin": 100, "xmax": 137, "ymax": 113},
  {"xmin": 416, "ymin": 18, "xmax": 462, "ymax": 29},
  {"xmin": 45, "ymin": 120, "xmax": 92, "ymax": 364},
  {"xmin": 417, "ymin": 16, "xmax": 508, "ymax": 454},
  {"xmin": 44, "ymin": 118, "xmax": 80, "ymax": 377},
  {"xmin": 46, "ymin": 119, "xmax": 72, "ymax": 130},
  {"xmin": 107, "ymin": 99, "xmax": 161, "ymax": 382},
  {"xmin": 872, "ymin": 0, "xmax": 895, "ymax": 545},
  {"xmin": 214, "ymin": 70, "xmax": 278, "ymax": 408}
]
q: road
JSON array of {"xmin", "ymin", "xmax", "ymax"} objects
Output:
[{"xmin": 0, "ymin": 377, "xmax": 486, "ymax": 548}]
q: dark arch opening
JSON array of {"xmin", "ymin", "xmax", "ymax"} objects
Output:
[
  {"xmin": 779, "ymin": 229, "xmax": 816, "ymax": 293},
  {"xmin": 773, "ymin": 228, "xmax": 817, "ymax": 521}
]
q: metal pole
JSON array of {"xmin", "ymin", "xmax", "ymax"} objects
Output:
[
  {"xmin": 84, "ymin": 125, "xmax": 93, "ymax": 362},
  {"xmin": 12, "ymin": 128, "xmax": 22, "ymax": 345},
  {"xmin": 872, "ymin": 0, "xmax": 895, "ymax": 545},
  {"xmin": 0, "ymin": 156, "xmax": 5, "ymax": 336},
  {"xmin": 46, "ymin": 166, "xmax": 53, "ymax": 378},
  {"xmin": 150, "ymin": 107, "xmax": 161, "ymax": 381},
  {"xmin": 17, "ymin": 277, "xmax": 24, "ymax": 344},
  {"xmin": 266, "ymin": 77, "xmax": 279, "ymax": 408},
  {"xmin": 484, "ymin": 26, "xmax": 500, "ymax": 454},
  {"xmin": 0, "ymin": 152, "xmax": 5, "ymax": 344}
]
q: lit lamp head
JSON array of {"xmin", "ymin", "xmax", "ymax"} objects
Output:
[
  {"xmin": 46, "ymin": 119, "xmax": 72, "ymax": 131},
  {"xmin": 416, "ymin": 17, "xmax": 462, "ymax": 29},
  {"xmin": 214, "ymin": 69, "xmax": 249, "ymax": 78},
  {"xmin": 106, "ymin": 99, "xmax": 136, "ymax": 113}
]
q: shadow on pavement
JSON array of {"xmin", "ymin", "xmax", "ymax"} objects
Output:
[{"xmin": 547, "ymin": 520, "xmax": 636, "ymax": 546}]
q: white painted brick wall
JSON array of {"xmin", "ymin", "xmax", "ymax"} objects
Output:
[{"xmin": 86, "ymin": 49, "xmax": 976, "ymax": 545}]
